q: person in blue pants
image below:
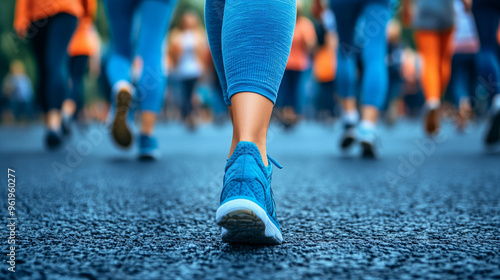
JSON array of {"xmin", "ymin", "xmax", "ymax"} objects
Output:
[
  {"xmin": 205, "ymin": 0, "xmax": 296, "ymax": 244},
  {"xmin": 472, "ymin": 0, "xmax": 500, "ymax": 148},
  {"xmin": 105, "ymin": 0, "xmax": 176, "ymax": 159},
  {"xmin": 315, "ymin": 0, "xmax": 391, "ymax": 158}
]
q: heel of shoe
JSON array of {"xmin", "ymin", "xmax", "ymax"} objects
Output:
[{"xmin": 111, "ymin": 90, "xmax": 132, "ymax": 148}]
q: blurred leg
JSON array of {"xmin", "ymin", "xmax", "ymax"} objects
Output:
[
  {"xmin": 30, "ymin": 19, "xmax": 49, "ymax": 113},
  {"xmin": 136, "ymin": 0, "xmax": 176, "ymax": 135},
  {"xmin": 136, "ymin": 0, "xmax": 176, "ymax": 113},
  {"xmin": 278, "ymin": 70, "xmax": 292, "ymax": 109},
  {"xmin": 330, "ymin": 1, "xmax": 360, "ymax": 106},
  {"xmin": 360, "ymin": 3, "xmax": 391, "ymax": 123},
  {"xmin": 415, "ymin": 30, "xmax": 442, "ymax": 104},
  {"xmin": 439, "ymin": 29, "xmax": 454, "ymax": 95},
  {"xmin": 180, "ymin": 78, "xmax": 197, "ymax": 119},
  {"xmin": 44, "ymin": 13, "xmax": 77, "ymax": 130},
  {"xmin": 330, "ymin": 1, "xmax": 363, "ymax": 150},
  {"xmin": 280, "ymin": 70, "xmax": 301, "ymax": 126},
  {"xmin": 449, "ymin": 54, "xmax": 469, "ymax": 107},
  {"xmin": 473, "ymin": 4, "xmax": 500, "ymax": 102},
  {"xmin": 105, "ymin": 0, "xmax": 137, "ymax": 148},
  {"xmin": 104, "ymin": 0, "xmax": 135, "ymax": 90},
  {"xmin": 68, "ymin": 55, "xmax": 89, "ymax": 117},
  {"xmin": 473, "ymin": 2, "xmax": 500, "ymax": 145}
]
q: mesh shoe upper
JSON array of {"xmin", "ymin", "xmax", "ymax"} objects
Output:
[
  {"xmin": 220, "ymin": 141, "xmax": 281, "ymax": 230},
  {"xmin": 139, "ymin": 134, "xmax": 158, "ymax": 153}
]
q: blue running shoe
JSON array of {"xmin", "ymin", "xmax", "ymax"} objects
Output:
[
  {"xmin": 216, "ymin": 141, "xmax": 283, "ymax": 245},
  {"xmin": 138, "ymin": 134, "xmax": 160, "ymax": 160}
]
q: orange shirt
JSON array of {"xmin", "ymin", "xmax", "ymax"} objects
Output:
[
  {"xmin": 68, "ymin": 0, "xmax": 98, "ymax": 57},
  {"xmin": 14, "ymin": 0, "xmax": 90, "ymax": 34},
  {"xmin": 286, "ymin": 16, "xmax": 317, "ymax": 71}
]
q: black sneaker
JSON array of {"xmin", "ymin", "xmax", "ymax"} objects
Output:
[
  {"xmin": 45, "ymin": 130, "xmax": 63, "ymax": 150},
  {"xmin": 485, "ymin": 110, "xmax": 500, "ymax": 146},
  {"xmin": 340, "ymin": 123, "xmax": 356, "ymax": 150}
]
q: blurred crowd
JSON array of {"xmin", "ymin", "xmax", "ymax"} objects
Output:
[{"xmin": 2, "ymin": 0, "xmax": 500, "ymax": 147}]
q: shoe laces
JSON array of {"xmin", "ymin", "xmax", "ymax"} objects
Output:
[{"xmin": 267, "ymin": 156, "xmax": 283, "ymax": 169}]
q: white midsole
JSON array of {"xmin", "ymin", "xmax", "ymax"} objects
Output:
[{"xmin": 216, "ymin": 199, "xmax": 283, "ymax": 242}]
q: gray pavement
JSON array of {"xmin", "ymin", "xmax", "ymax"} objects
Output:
[{"xmin": 0, "ymin": 119, "xmax": 499, "ymax": 279}]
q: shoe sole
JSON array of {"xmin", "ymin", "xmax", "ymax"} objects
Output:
[
  {"xmin": 112, "ymin": 90, "xmax": 132, "ymax": 148},
  {"xmin": 361, "ymin": 141, "xmax": 377, "ymax": 159},
  {"xmin": 138, "ymin": 150, "xmax": 160, "ymax": 161},
  {"xmin": 216, "ymin": 199, "xmax": 282, "ymax": 245},
  {"xmin": 485, "ymin": 112, "xmax": 500, "ymax": 145}
]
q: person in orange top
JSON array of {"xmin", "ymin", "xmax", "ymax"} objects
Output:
[
  {"xmin": 61, "ymin": 0, "xmax": 99, "ymax": 134},
  {"xmin": 277, "ymin": 0, "xmax": 317, "ymax": 128},
  {"xmin": 402, "ymin": 0, "xmax": 472, "ymax": 135},
  {"xmin": 14, "ymin": 0, "xmax": 91, "ymax": 149}
]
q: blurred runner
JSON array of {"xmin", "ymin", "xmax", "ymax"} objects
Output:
[
  {"xmin": 2, "ymin": 60, "xmax": 34, "ymax": 124},
  {"xmin": 402, "ymin": 0, "xmax": 460, "ymax": 135},
  {"xmin": 384, "ymin": 19, "xmax": 406, "ymax": 126},
  {"xmin": 472, "ymin": 0, "xmax": 500, "ymax": 148},
  {"xmin": 61, "ymin": 0, "xmax": 100, "ymax": 135},
  {"xmin": 168, "ymin": 11, "xmax": 207, "ymax": 130},
  {"xmin": 448, "ymin": 0, "xmax": 479, "ymax": 131},
  {"xmin": 205, "ymin": 0, "xmax": 296, "ymax": 244},
  {"xmin": 104, "ymin": 0, "xmax": 177, "ymax": 159},
  {"xmin": 277, "ymin": 0, "xmax": 316, "ymax": 128},
  {"xmin": 14, "ymin": 0, "xmax": 88, "ymax": 149},
  {"xmin": 313, "ymin": 8, "xmax": 338, "ymax": 122},
  {"xmin": 316, "ymin": 0, "xmax": 392, "ymax": 158}
]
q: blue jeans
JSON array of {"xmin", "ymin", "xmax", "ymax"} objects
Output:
[
  {"xmin": 104, "ymin": 0, "xmax": 176, "ymax": 113},
  {"xmin": 277, "ymin": 70, "xmax": 302, "ymax": 110},
  {"xmin": 70, "ymin": 55, "xmax": 89, "ymax": 116},
  {"xmin": 330, "ymin": 0, "xmax": 391, "ymax": 110},
  {"xmin": 448, "ymin": 53, "xmax": 477, "ymax": 107},
  {"xmin": 31, "ymin": 13, "xmax": 77, "ymax": 113},
  {"xmin": 180, "ymin": 77, "xmax": 198, "ymax": 118}
]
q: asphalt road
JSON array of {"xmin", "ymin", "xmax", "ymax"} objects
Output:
[{"xmin": 0, "ymin": 119, "xmax": 499, "ymax": 279}]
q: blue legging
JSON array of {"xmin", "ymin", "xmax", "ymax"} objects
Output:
[
  {"xmin": 205, "ymin": 0, "xmax": 296, "ymax": 106},
  {"xmin": 473, "ymin": 0, "xmax": 500, "ymax": 103},
  {"xmin": 104, "ymin": 0, "xmax": 176, "ymax": 113},
  {"xmin": 330, "ymin": 0, "xmax": 391, "ymax": 110}
]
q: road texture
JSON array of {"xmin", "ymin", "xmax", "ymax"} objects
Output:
[{"xmin": 0, "ymin": 119, "xmax": 499, "ymax": 279}]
